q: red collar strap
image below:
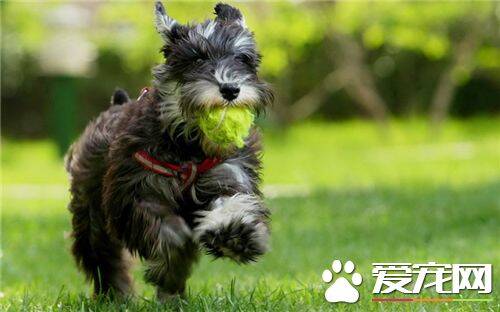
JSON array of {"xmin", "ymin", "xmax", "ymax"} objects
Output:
[{"xmin": 134, "ymin": 150, "xmax": 220, "ymax": 189}]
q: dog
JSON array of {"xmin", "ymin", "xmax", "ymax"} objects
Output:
[{"xmin": 65, "ymin": 1, "xmax": 273, "ymax": 300}]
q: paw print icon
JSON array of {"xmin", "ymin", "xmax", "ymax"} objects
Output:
[{"xmin": 322, "ymin": 260, "xmax": 363, "ymax": 303}]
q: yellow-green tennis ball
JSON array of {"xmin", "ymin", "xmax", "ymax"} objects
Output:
[{"xmin": 198, "ymin": 107, "xmax": 254, "ymax": 148}]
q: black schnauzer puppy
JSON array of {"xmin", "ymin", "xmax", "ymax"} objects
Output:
[{"xmin": 66, "ymin": 1, "xmax": 273, "ymax": 300}]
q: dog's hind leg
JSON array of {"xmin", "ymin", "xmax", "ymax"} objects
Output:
[
  {"xmin": 69, "ymin": 196, "xmax": 133, "ymax": 297},
  {"xmin": 66, "ymin": 101, "xmax": 133, "ymax": 297}
]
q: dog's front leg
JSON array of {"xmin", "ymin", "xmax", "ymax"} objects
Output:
[
  {"xmin": 193, "ymin": 193, "xmax": 270, "ymax": 263},
  {"xmin": 127, "ymin": 201, "xmax": 199, "ymax": 299}
]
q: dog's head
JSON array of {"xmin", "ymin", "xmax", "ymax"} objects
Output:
[{"xmin": 153, "ymin": 1, "xmax": 273, "ymax": 118}]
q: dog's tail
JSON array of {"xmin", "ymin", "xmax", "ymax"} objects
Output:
[{"xmin": 110, "ymin": 88, "xmax": 131, "ymax": 106}]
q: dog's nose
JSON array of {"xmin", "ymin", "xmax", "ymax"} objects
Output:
[{"xmin": 219, "ymin": 83, "xmax": 240, "ymax": 101}]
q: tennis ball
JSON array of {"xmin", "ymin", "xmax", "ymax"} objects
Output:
[{"xmin": 197, "ymin": 107, "xmax": 254, "ymax": 148}]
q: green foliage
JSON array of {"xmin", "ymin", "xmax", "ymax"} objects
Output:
[
  {"xmin": 247, "ymin": 3, "xmax": 325, "ymax": 77},
  {"xmin": 2, "ymin": 1, "xmax": 499, "ymax": 139},
  {"xmin": 334, "ymin": 2, "xmax": 494, "ymax": 59},
  {"xmin": 476, "ymin": 46, "xmax": 500, "ymax": 69},
  {"xmin": 94, "ymin": 2, "xmax": 326, "ymax": 77},
  {"xmin": 2, "ymin": 2, "xmax": 50, "ymax": 53},
  {"xmin": 4, "ymin": 1, "xmax": 499, "ymax": 76},
  {"xmin": 2, "ymin": 1, "xmax": 327, "ymax": 77},
  {"xmin": 95, "ymin": 2, "xmax": 216, "ymax": 72}
]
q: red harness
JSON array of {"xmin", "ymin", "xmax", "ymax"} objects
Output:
[
  {"xmin": 133, "ymin": 88, "xmax": 220, "ymax": 188},
  {"xmin": 134, "ymin": 150, "xmax": 220, "ymax": 188}
]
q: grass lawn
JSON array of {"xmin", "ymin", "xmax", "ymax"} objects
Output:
[{"xmin": 2, "ymin": 118, "xmax": 499, "ymax": 311}]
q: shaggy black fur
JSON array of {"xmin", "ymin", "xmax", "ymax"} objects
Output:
[{"xmin": 66, "ymin": 1, "xmax": 273, "ymax": 299}]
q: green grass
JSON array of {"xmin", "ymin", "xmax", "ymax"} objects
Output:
[
  {"xmin": 2, "ymin": 118, "xmax": 499, "ymax": 311},
  {"xmin": 263, "ymin": 118, "xmax": 500, "ymax": 187}
]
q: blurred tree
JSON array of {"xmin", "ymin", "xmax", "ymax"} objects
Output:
[
  {"xmin": 2, "ymin": 1, "xmax": 499, "ymax": 142},
  {"xmin": 333, "ymin": 2, "xmax": 500, "ymax": 127}
]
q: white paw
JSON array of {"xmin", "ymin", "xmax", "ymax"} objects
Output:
[
  {"xmin": 193, "ymin": 194, "xmax": 264, "ymax": 240},
  {"xmin": 193, "ymin": 194, "xmax": 269, "ymax": 262},
  {"xmin": 322, "ymin": 260, "xmax": 362, "ymax": 303}
]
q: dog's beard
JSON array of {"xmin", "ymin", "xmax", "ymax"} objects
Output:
[
  {"xmin": 168, "ymin": 80, "xmax": 259, "ymax": 156},
  {"xmin": 155, "ymin": 76, "xmax": 266, "ymax": 156}
]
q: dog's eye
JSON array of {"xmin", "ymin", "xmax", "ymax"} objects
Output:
[
  {"xmin": 194, "ymin": 53, "xmax": 208, "ymax": 65},
  {"xmin": 235, "ymin": 54, "xmax": 252, "ymax": 65}
]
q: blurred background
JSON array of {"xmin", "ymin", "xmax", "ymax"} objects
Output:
[
  {"xmin": 3, "ymin": 1, "xmax": 499, "ymax": 150},
  {"xmin": 1, "ymin": 1, "xmax": 499, "ymax": 310}
]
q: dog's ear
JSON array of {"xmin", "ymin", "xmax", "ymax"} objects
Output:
[
  {"xmin": 155, "ymin": 1, "xmax": 177, "ymax": 42},
  {"xmin": 214, "ymin": 3, "xmax": 246, "ymax": 28},
  {"xmin": 110, "ymin": 88, "xmax": 130, "ymax": 106}
]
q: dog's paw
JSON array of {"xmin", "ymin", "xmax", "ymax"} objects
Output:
[
  {"xmin": 156, "ymin": 288, "xmax": 185, "ymax": 303},
  {"xmin": 201, "ymin": 220, "xmax": 268, "ymax": 263},
  {"xmin": 194, "ymin": 194, "xmax": 269, "ymax": 263}
]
